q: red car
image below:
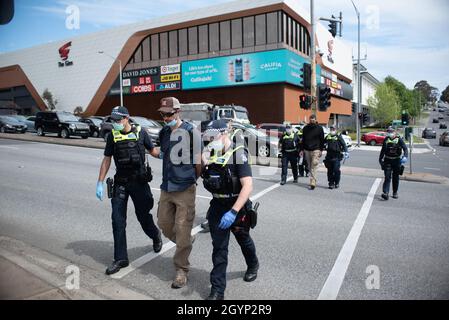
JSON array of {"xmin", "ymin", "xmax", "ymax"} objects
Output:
[{"xmin": 361, "ymin": 131, "xmax": 387, "ymax": 146}]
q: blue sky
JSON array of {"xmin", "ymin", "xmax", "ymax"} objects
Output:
[{"xmin": 1, "ymin": 0, "xmax": 449, "ymax": 92}]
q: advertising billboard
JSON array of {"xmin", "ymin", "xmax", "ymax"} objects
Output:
[{"xmin": 182, "ymin": 49, "xmax": 320, "ymax": 90}]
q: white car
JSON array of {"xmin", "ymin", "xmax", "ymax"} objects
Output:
[{"xmin": 341, "ymin": 134, "xmax": 353, "ymax": 149}]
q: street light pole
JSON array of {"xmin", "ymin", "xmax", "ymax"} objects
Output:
[
  {"xmin": 98, "ymin": 51, "xmax": 123, "ymax": 106},
  {"xmin": 310, "ymin": 0, "xmax": 317, "ymax": 114},
  {"xmin": 351, "ymin": 0, "xmax": 361, "ymax": 147}
]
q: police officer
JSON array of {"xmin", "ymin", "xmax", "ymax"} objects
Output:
[
  {"xmin": 297, "ymin": 127, "xmax": 309, "ymax": 178},
  {"xmin": 324, "ymin": 126, "xmax": 348, "ymax": 189},
  {"xmin": 379, "ymin": 126, "xmax": 408, "ymax": 200},
  {"xmin": 279, "ymin": 124, "xmax": 300, "ymax": 185},
  {"xmin": 96, "ymin": 106, "xmax": 162, "ymax": 275},
  {"xmin": 201, "ymin": 120, "xmax": 259, "ymax": 300}
]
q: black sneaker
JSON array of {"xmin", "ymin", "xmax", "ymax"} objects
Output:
[
  {"xmin": 244, "ymin": 263, "xmax": 259, "ymax": 282},
  {"xmin": 105, "ymin": 260, "xmax": 129, "ymax": 275},
  {"xmin": 206, "ymin": 291, "xmax": 224, "ymax": 300},
  {"xmin": 329, "ymin": 184, "xmax": 334, "ymax": 190},
  {"xmin": 392, "ymin": 193, "xmax": 398, "ymax": 199},
  {"xmin": 335, "ymin": 184, "xmax": 340, "ymax": 189},
  {"xmin": 381, "ymin": 193, "xmax": 389, "ymax": 200},
  {"xmin": 153, "ymin": 231, "xmax": 163, "ymax": 253},
  {"xmin": 293, "ymin": 179, "xmax": 298, "ymax": 183},
  {"xmin": 280, "ymin": 180, "xmax": 286, "ymax": 186}
]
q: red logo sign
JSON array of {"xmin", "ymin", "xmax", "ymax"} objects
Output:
[
  {"xmin": 145, "ymin": 77, "xmax": 152, "ymax": 84},
  {"xmin": 59, "ymin": 42, "xmax": 72, "ymax": 61},
  {"xmin": 139, "ymin": 77, "xmax": 145, "ymax": 85},
  {"xmin": 132, "ymin": 85, "xmax": 155, "ymax": 93}
]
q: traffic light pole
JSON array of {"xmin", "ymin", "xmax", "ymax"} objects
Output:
[
  {"xmin": 310, "ymin": 0, "xmax": 317, "ymax": 114},
  {"xmin": 351, "ymin": 0, "xmax": 361, "ymax": 147}
]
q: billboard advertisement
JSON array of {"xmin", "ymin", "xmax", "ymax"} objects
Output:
[{"xmin": 182, "ymin": 49, "xmax": 320, "ymax": 90}]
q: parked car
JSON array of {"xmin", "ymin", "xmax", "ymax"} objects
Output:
[
  {"xmin": 440, "ymin": 123, "xmax": 447, "ymax": 129},
  {"xmin": 341, "ymin": 134, "xmax": 353, "ymax": 148},
  {"xmin": 9, "ymin": 115, "xmax": 36, "ymax": 132},
  {"xmin": 422, "ymin": 128, "xmax": 437, "ymax": 139},
  {"xmin": 79, "ymin": 117, "xmax": 102, "ymax": 137},
  {"xmin": 439, "ymin": 131, "xmax": 449, "ymax": 146},
  {"xmin": 432, "ymin": 118, "xmax": 440, "ymax": 123},
  {"xmin": 256, "ymin": 123, "xmax": 286, "ymax": 138},
  {"xmin": 231, "ymin": 123, "xmax": 278, "ymax": 158},
  {"xmin": 100, "ymin": 115, "xmax": 162, "ymax": 144},
  {"xmin": 361, "ymin": 131, "xmax": 387, "ymax": 146},
  {"xmin": 35, "ymin": 111, "xmax": 90, "ymax": 139},
  {"xmin": 0, "ymin": 116, "xmax": 27, "ymax": 133},
  {"xmin": 438, "ymin": 115, "xmax": 444, "ymax": 120}
]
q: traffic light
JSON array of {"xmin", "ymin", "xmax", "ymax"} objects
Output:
[
  {"xmin": 362, "ymin": 113, "xmax": 369, "ymax": 124},
  {"xmin": 300, "ymin": 63, "xmax": 312, "ymax": 91},
  {"xmin": 300, "ymin": 94, "xmax": 312, "ymax": 110},
  {"xmin": 318, "ymin": 85, "xmax": 331, "ymax": 111},
  {"xmin": 401, "ymin": 112, "xmax": 409, "ymax": 125},
  {"xmin": 329, "ymin": 16, "xmax": 337, "ymax": 37},
  {"xmin": 352, "ymin": 104, "xmax": 356, "ymax": 113}
]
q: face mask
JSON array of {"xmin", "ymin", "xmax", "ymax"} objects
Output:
[
  {"xmin": 208, "ymin": 140, "xmax": 224, "ymax": 152},
  {"xmin": 330, "ymin": 130, "xmax": 336, "ymax": 136},
  {"xmin": 165, "ymin": 119, "xmax": 177, "ymax": 127},
  {"xmin": 388, "ymin": 133, "xmax": 395, "ymax": 138},
  {"xmin": 286, "ymin": 129, "xmax": 292, "ymax": 134},
  {"xmin": 112, "ymin": 123, "xmax": 124, "ymax": 131}
]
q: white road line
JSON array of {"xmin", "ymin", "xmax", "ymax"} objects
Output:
[
  {"xmin": 0, "ymin": 145, "xmax": 19, "ymax": 150},
  {"xmin": 112, "ymin": 178, "xmax": 291, "ymax": 279},
  {"xmin": 318, "ymin": 178, "xmax": 381, "ymax": 300},
  {"xmin": 424, "ymin": 167, "xmax": 441, "ymax": 171}
]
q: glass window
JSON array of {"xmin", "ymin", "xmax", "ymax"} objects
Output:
[
  {"xmin": 296, "ymin": 23, "xmax": 301, "ymax": 51},
  {"xmin": 179, "ymin": 28, "xmax": 188, "ymax": 56},
  {"xmin": 255, "ymin": 14, "xmax": 266, "ymax": 45},
  {"xmin": 243, "ymin": 16, "xmax": 254, "ymax": 47},
  {"xmin": 188, "ymin": 27, "xmax": 198, "ymax": 54},
  {"xmin": 134, "ymin": 45, "xmax": 142, "ymax": 63},
  {"xmin": 169, "ymin": 30, "xmax": 178, "ymax": 58},
  {"xmin": 209, "ymin": 23, "xmax": 219, "ymax": 52},
  {"xmin": 198, "ymin": 24, "xmax": 208, "ymax": 53},
  {"xmin": 301, "ymin": 26, "xmax": 306, "ymax": 54},
  {"xmin": 231, "ymin": 18, "xmax": 242, "ymax": 49},
  {"xmin": 266, "ymin": 12, "xmax": 278, "ymax": 44},
  {"xmin": 151, "ymin": 34, "xmax": 159, "ymax": 60},
  {"xmin": 142, "ymin": 37, "xmax": 150, "ymax": 61},
  {"xmin": 291, "ymin": 19, "xmax": 296, "ymax": 49},
  {"xmin": 283, "ymin": 13, "xmax": 288, "ymax": 44},
  {"xmin": 159, "ymin": 32, "xmax": 168, "ymax": 59},
  {"xmin": 220, "ymin": 20, "xmax": 231, "ymax": 50}
]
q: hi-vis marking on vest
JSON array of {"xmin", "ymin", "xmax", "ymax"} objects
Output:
[
  {"xmin": 326, "ymin": 134, "xmax": 339, "ymax": 141},
  {"xmin": 112, "ymin": 126, "xmax": 141, "ymax": 143},
  {"xmin": 210, "ymin": 145, "xmax": 245, "ymax": 166},
  {"xmin": 386, "ymin": 137, "xmax": 399, "ymax": 145}
]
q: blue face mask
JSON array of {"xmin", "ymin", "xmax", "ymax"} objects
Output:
[
  {"xmin": 112, "ymin": 123, "xmax": 124, "ymax": 131},
  {"xmin": 165, "ymin": 119, "xmax": 177, "ymax": 127}
]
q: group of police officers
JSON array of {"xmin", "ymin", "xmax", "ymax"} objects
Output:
[{"xmin": 96, "ymin": 98, "xmax": 408, "ymax": 300}]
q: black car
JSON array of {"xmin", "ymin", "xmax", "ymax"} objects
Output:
[
  {"xmin": 0, "ymin": 116, "xmax": 27, "ymax": 133},
  {"xmin": 432, "ymin": 118, "xmax": 439, "ymax": 123},
  {"xmin": 440, "ymin": 123, "xmax": 447, "ymax": 129},
  {"xmin": 79, "ymin": 117, "xmax": 102, "ymax": 137},
  {"xmin": 422, "ymin": 128, "xmax": 437, "ymax": 139},
  {"xmin": 439, "ymin": 131, "xmax": 449, "ymax": 146},
  {"xmin": 230, "ymin": 123, "xmax": 279, "ymax": 158},
  {"xmin": 35, "ymin": 111, "xmax": 90, "ymax": 139}
]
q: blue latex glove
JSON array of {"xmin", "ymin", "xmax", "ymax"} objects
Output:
[
  {"xmin": 401, "ymin": 157, "xmax": 408, "ymax": 165},
  {"xmin": 96, "ymin": 181, "xmax": 104, "ymax": 201},
  {"xmin": 218, "ymin": 210, "xmax": 237, "ymax": 229}
]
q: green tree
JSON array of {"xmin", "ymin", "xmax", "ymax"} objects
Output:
[
  {"xmin": 368, "ymin": 82, "xmax": 400, "ymax": 127},
  {"xmin": 42, "ymin": 88, "xmax": 58, "ymax": 110},
  {"xmin": 414, "ymin": 80, "xmax": 438, "ymax": 104},
  {"xmin": 442, "ymin": 85, "xmax": 449, "ymax": 103}
]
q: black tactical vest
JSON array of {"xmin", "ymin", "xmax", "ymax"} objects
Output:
[{"xmin": 112, "ymin": 125, "xmax": 146, "ymax": 175}]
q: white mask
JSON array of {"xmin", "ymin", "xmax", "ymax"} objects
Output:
[{"xmin": 207, "ymin": 140, "xmax": 224, "ymax": 152}]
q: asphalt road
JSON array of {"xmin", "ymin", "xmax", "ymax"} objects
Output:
[{"xmin": 0, "ymin": 138, "xmax": 448, "ymax": 299}]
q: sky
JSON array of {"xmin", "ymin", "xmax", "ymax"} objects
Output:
[{"xmin": 1, "ymin": 0, "xmax": 449, "ymax": 92}]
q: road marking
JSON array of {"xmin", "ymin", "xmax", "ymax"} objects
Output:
[
  {"xmin": 112, "ymin": 179, "xmax": 290, "ymax": 279},
  {"xmin": 424, "ymin": 167, "xmax": 441, "ymax": 171},
  {"xmin": 318, "ymin": 178, "xmax": 381, "ymax": 300},
  {"xmin": 0, "ymin": 145, "xmax": 19, "ymax": 150}
]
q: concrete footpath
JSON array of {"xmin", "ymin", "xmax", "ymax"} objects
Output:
[{"xmin": 1, "ymin": 132, "xmax": 448, "ymax": 185}]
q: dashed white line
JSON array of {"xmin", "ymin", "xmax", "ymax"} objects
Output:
[{"xmin": 318, "ymin": 178, "xmax": 381, "ymax": 300}]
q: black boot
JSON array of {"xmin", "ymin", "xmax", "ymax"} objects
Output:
[
  {"xmin": 381, "ymin": 193, "xmax": 389, "ymax": 200},
  {"xmin": 153, "ymin": 230, "xmax": 163, "ymax": 253},
  {"xmin": 244, "ymin": 263, "xmax": 259, "ymax": 282},
  {"xmin": 206, "ymin": 291, "xmax": 224, "ymax": 300},
  {"xmin": 105, "ymin": 260, "xmax": 129, "ymax": 275},
  {"xmin": 280, "ymin": 176, "xmax": 286, "ymax": 185}
]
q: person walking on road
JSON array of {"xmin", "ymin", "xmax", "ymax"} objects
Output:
[
  {"xmin": 323, "ymin": 126, "xmax": 348, "ymax": 189},
  {"xmin": 301, "ymin": 114, "xmax": 325, "ymax": 190},
  {"xmin": 379, "ymin": 126, "xmax": 408, "ymax": 200},
  {"xmin": 156, "ymin": 97, "xmax": 202, "ymax": 289},
  {"xmin": 96, "ymin": 106, "xmax": 162, "ymax": 275},
  {"xmin": 279, "ymin": 124, "xmax": 300, "ymax": 185}
]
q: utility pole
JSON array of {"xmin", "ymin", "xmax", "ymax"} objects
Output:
[
  {"xmin": 98, "ymin": 51, "xmax": 123, "ymax": 106},
  {"xmin": 351, "ymin": 0, "xmax": 361, "ymax": 147},
  {"xmin": 310, "ymin": 0, "xmax": 317, "ymax": 114}
]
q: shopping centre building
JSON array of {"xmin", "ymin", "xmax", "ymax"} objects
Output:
[{"xmin": 0, "ymin": 0, "xmax": 353, "ymax": 125}]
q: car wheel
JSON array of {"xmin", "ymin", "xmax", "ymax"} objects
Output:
[
  {"xmin": 103, "ymin": 131, "xmax": 110, "ymax": 142},
  {"xmin": 37, "ymin": 127, "xmax": 44, "ymax": 136},
  {"xmin": 0, "ymin": 126, "xmax": 5, "ymax": 133},
  {"xmin": 82, "ymin": 135, "xmax": 88, "ymax": 139},
  {"xmin": 258, "ymin": 145, "xmax": 270, "ymax": 157},
  {"xmin": 61, "ymin": 128, "xmax": 69, "ymax": 139},
  {"xmin": 92, "ymin": 130, "xmax": 99, "ymax": 138},
  {"xmin": 369, "ymin": 140, "xmax": 376, "ymax": 146}
]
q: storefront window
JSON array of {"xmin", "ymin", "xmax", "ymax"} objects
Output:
[
  {"xmin": 188, "ymin": 27, "xmax": 198, "ymax": 54},
  {"xmin": 267, "ymin": 12, "xmax": 278, "ymax": 44},
  {"xmin": 160, "ymin": 32, "xmax": 168, "ymax": 59},
  {"xmin": 243, "ymin": 16, "xmax": 255, "ymax": 47},
  {"xmin": 179, "ymin": 28, "xmax": 188, "ymax": 56},
  {"xmin": 150, "ymin": 34, "xmax": 159, "ymax": 60},
  {"xmin": 220, "ymin": 21, "xmax": 231, "ymax": 50},
  {"xmin": 209, "ymin": 23, "xmax": 219, "ymax": 52},
  {"xmin": 231, "ymin": 18, "xmax": 242, "ymax": 49},
  {"xmin": 169, "ymin": 30, "xmax": 178, "ymax": 58},
  {"xmin": 255, "ymin": 14, "xmax": 266, "ymax": 45},
  {"xmin": 199, "ymin": 24, "xmax": 208, "ymax": 53}
]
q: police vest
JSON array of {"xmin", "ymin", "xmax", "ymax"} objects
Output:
[
  {"xmin": 385, "ymin": 137, "xmax": 402, "ymax": 159},
  {"xmin": 112, "ymin": 125, "xmax": 145, "ymax": 174},
  {"xmin": 325, "ymin": 134, "xmax": 342, "ymax": 154},
  {"xmin": 203, "ymin": 145, "xmax": 245, "ymax": 198},
  {"xmin": 281, "ymin": 132, "xmax": 297, "ymax": 152}
]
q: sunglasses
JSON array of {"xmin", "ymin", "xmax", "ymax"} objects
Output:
[
  {"xmin": 160, "ymin": 112, "xmax": 175, "ymax": 118},
  {"xmin": 112, "ymin": 118, "xmax": 125, "ymax": 123}
]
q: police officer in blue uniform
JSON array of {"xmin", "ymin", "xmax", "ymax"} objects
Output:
[
  {"xmin": 279, "ymin": 124, "xmax": 300, "ymax": 185},
  {"xmin": 379, "ymin": 127, "xmax": 408, "ymax": 200},
  {"xmin": 201, "ymin": 120, "xmax": 259, "ymax": 300},
  {"xmin": 324, "ymin": 126, "xmax": 348, "ymax": 189},
  {"xmin": 96, "ymin": 106, "xmax": 162, "ymax": 275}
]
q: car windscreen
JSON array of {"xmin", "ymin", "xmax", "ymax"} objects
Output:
[
  {"xmin": 57, "ymin": 113, "xmax": 79, "ymax": 122},
  {"xmin": 12, "ymin": 115, "xmax": 27, "ymax": 121},
  {"xmin": 235, "ymin": 110, "xmax": 249, "ymax": 120},
  {"xmin": 90, "ymin": 118, "xmax": 102, "ymax": 126},
  {"xmin": 2, "ymin": 116, "xmax": 21, "ymax": 124},
  {"xmin": 131, "ymin": 117, "xmax": 156, "ymax": 127},
  {"xmin": 246, "ymin": 127, "xmax": 268, "ymax": 138}
]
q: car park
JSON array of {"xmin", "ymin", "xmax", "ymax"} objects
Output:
[
  {"xmin": 422, "ymin": 128, "xmax": 437, "ymax": 139},
  {"xmin": 0, "ymin": 116, "xmax": 27, "ymax": 133},
  {"xmin": 9, "ymin": 115, "xmax": 36, "ymax": 132},
  {"xmin": 440, "ymin": 123, "xmax": 447, "ymax": 129},
  {"xmin": 361, "ymin": 131, "xmax": 387, "ymax": 146},
  {"xmin": 35, "ymin": 111, "xmax": 90, "ymax": 139},
  {"xmin": 439, "ymin": 131, "xmax": 449, "ymax": 146}
]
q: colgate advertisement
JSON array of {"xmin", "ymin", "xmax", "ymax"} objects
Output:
[{"xmin": 132, "ymin": 85, "xmax": 155, "ymax": 93}]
